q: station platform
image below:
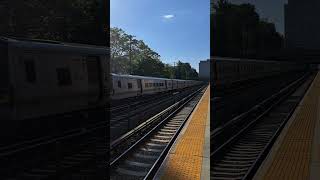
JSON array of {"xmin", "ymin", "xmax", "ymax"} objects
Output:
[
  {"xmin": 254, "ymin": 72, "xmax": 320, "ymax": 180},
  {"xmin": 155, "ymin": 86, "xmax": 210, "ymax": 180}
]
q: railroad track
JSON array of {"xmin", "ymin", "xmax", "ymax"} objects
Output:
[
  {"xmin": 110, "ymin": 90, "xmax": 176, "ymax": 116},
  {"xmin": 110, "ymin": 86, "xmax": 202, "ymax": 140},
  {"xmin": 110, "ymin": 86, "xmax": 200, "ymax": 116},
  {"xmin": 0, "ymin": 122, "xmax": 107, "ymax": 180},
  {"xmin": 110, "ymin": 86, "xmax": 207, "ymax": 180},
  {"xmin": 212, "ymin": 71, "xmax": 307, "ymax": 129},
  {"xmin": 211, "ymin": 72, "xmax": 315, "ymax": 180}
]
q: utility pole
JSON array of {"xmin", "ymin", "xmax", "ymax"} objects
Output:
[
  {"xmin": 185, "ymin": 67, "xmax": 188, "ymax": 80},
  {"xmin": 129, "ymin": 36, "xmax": 132, "ymax": 74},
  {"xmin": 128, "ymin": 35, "xmax": 134, "ymax": 74},
  {"xmin": 173, "ymin": 61, "xmax": 176, "ymax": 79}
]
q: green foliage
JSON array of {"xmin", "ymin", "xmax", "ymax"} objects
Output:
[
  {"xmin": 110, "ymin": 27, "xmax": 198, "ymax": 80},
  {"xmin": 0, "ymin": 0, "xmax": 106, "ymax": 45},
  {"xmin": 212, "ymin": 0, "xmax": 283, "ymax": 58}
]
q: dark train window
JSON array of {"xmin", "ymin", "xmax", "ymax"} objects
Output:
[
  {"xmin": 137, "ymin": 81, "xmax": 141, "ymax": 88},
  {"xmin": 24, "ymin": 60, "xmax": 36, "ymax": 83},
  {"xmin": 118, "ymin": 81, "xmax": 122, "ymax": 88},
  {"xmin": 86, "ymin": 56, "xmax": 100, "ymax": 83},
  {"xmin": 0, "ymin": 43, "xmax": 8, "ymax": 87},
  {"xmin": 56, "ymin": 68, "xmax": 72, "ymax": 86},
  {"xmin": 145, "ymin": 83, "xmax": 148, "ymax": 87},
  {"xmin": 128, "ymin": 83, "xmax": 132, "ymax": 89}
]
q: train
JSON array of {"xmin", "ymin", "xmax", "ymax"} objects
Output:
[
  {"xmin": 110, "ymin": 74, "xmax": 202, "ymax": 100},
  {"xmin": 211, "ymin": 56, "xmax": 309, "ymax": 87},
  {"xmin": 0, "ymin": 36, "xmax": 202, "ymax": 120}
]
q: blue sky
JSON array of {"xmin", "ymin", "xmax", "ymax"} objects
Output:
[{"xmin": 111, "ymin": 0, "xmax": 210, "ymax": 72}]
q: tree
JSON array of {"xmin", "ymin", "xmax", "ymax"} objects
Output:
[
  {"xmin": 212, "ymin": 0, "xmax": 284, "ymax": 58},
  {"xmin": 110, "ymin": 27, "xmax": 199, "ymax": 80},
  {"xmin": 0, "ymin": 0, "xmax": 106, "ymax": 45}
]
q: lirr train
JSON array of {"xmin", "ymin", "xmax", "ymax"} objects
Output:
[
  {"xmin": 0, "ymin": 37, "xmax": 201, "ymax": 120},
  {"xmin": 110, "ymin": 74, "xmax": 202, "ymax": 100},
  {"xmin": 0, "ymin": 37, "xmax": 109, "ymax": 120},
  {"xmin": 211, "ymin": 56, "xmax": 309, "ymax": 87}
]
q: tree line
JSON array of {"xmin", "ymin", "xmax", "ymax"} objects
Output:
[
  {"xmin": 110, "ymin": 27, "xmax": 199, "ymax": 80},
  {"xmin": 0, "ymin": 0, "xmax": 106, "ymax": 46},
  {"xmin": 211, "ymin": 0, "xmax": 284, "ymax": 59}
]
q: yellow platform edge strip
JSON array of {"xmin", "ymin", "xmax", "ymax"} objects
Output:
[
  {"xmin": 255, "ymin": 72, "xmax": 320, "ymax": 180},
  {"xmin": 161, "ymin": 86, "xmax": 210, "ymax": 180}
]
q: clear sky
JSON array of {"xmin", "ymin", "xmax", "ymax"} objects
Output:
[
  {"xmin": 230, "ymin": 0, "xmax": 287, "ymax": 35},
  {"xmin": 111, "ymin": 0, "xmax": 210, "ymax": 72}
]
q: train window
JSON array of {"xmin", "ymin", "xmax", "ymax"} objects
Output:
[
  {"xmin": 56, "ymin": 68, "xmax": 72, "ymax": 86},
  {"xmin": 86, "ymin": 56, "xmax": 100, "ymax": 83},
  {"xmin": 128, "ymin": 83, "xmax": 133, "ymax": 89},
  {"xmin": 0, "ymin": 43, "xmax": 8, "ymax": 87},
  {"xmin": 118, "ymin": 81, "xmax": 122, "ymax": 88},
  {"xmin": 24, "ymin": 60, "xmax": 36, "ymax": 83},
  {"xmin": 145, "ymin": 83, "xmax": 148, "ymax": 87},
  {"xmin": 137, "ymin": 80, "xmax": 141, "ymax": 88}
]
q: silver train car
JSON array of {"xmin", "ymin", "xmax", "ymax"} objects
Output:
[
  {"xmin": 211, "ymin": 56, "xmax": 308, "ymax": 87},
  {"xmin": 0, "ymin": 37, "xmax": 201, "ymax": 120},
  {"xmin": 0, "ymin": 37, "xmax": 109, "ymax": 120},
  {"xmin": 110, "ymin": 74, "xmax": 202, "ymax": 100}
]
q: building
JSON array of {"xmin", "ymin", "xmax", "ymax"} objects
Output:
[
  {"xmin": 199, "ymin": 59, "xmax": 210, "ymax": 81},
  {"xmin": 285, "ymin": 1, "xmax": 320, "ymax": 50}
]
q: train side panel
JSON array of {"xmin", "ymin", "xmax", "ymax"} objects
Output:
[{"xmin": 11, "ymin": 46, "xmax": 105, "ymax": 120}]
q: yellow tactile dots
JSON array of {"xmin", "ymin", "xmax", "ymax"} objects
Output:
[
  {"xmin": 161, "ymin": 86, "xmax": 210, "ymax": 180},
  {"xmin": 262, "ymin": 73, "xmax": 320, "ymax": 180}
]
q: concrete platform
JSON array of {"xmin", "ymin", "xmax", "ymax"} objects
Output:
[
  {"xmin": 155, "ymin": 86, "xmax": 210, "ymax": 180},
  {"xmin": 254, "ymin": 72, "xmax": 320, "ymax": 180}
]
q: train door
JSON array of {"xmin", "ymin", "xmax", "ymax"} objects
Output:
[
  {"xmin": 165, "ymin": 80, "xmax": 168, "ymax": 89},
  {"xmin": 137, "ymin": 79, "xmax": 142, "ymax": 95},
  {"xmin": 0, "ymin": 41, "xmax": 11, "ymax": 119},
  {"xmin": 86, "ymin": 56, "xmax": 102, "ymax": 104},
  {"xmin": 0, "ymin": 41, "xmax": 9, "ymax": 103}
]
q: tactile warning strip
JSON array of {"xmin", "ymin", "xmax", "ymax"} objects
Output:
[
  {"xmin": 261, "ymin": 72, "xmax": 320, "ymax": 180},
  {"xmin": 161, "ymin": 86, "xmax": 210, "ymax": 180}
]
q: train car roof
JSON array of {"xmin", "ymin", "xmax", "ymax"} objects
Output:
[
  {"xmin": 111, "ymin": 73, "xmax": 169, "ymax": 81},
  {"xmin": 0, "ymin": 36, "xmax": 108, "ymax": 55},
  {"xmin": 111, "ymin": 73, "xmax": 198, "ymax": 81},
  {"xmin": 212, "ymin": 56, "xmax": 295, "ymax": 64}
]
